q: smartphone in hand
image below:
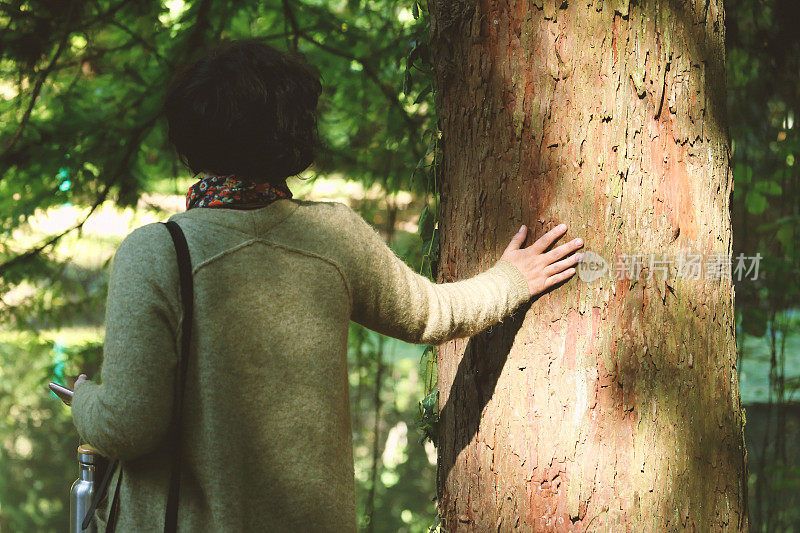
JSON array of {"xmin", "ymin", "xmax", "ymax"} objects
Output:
[{"xmin": 49, "ymin": 382, "xmax": 74, "ymax": 406}]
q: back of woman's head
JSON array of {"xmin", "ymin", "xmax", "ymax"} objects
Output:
[{"xmin": 163, "ymin": 39, "xmax": 322, "ymax": 184}]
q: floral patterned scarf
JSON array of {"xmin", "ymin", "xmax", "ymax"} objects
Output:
[{"xmin": 186, "ymin": 173, "xmax": 293, "ymax": 210}]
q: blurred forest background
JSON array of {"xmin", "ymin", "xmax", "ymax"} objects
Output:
[{"xmin": 0, "ymin": 0, "xmax": 797, "ymax": 531}]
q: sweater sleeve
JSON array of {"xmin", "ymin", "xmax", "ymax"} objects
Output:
[
  {"xmin": 71, "ymin": 222, "xmax": 181, "ymax": 461},
  {"xmin": 336, "ymin": 203, "xmax": 531, "ymax": 345}
]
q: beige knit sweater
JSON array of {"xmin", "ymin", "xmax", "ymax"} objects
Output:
[{"xmin": 72, "ymin": 198, "xmax": 531, "ymax": 532}]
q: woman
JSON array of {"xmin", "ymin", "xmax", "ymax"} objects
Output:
[{"xmin": 71, "ymin": 39, "xmax": 583, "ymax": 531}]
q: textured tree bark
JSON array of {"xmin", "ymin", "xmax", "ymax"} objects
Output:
[{"xmin": 428, "ymin": 0, "xmax": 748, "ymax": 530}]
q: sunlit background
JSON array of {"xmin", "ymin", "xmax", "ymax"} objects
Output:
[{"xmin": 0, "ymin": 0, "xmax": 797, "ymax": 531}]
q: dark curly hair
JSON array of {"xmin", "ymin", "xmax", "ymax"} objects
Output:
[{"xmin": 163, "ymin": 39, "xmax": 322, "ymax": 184}]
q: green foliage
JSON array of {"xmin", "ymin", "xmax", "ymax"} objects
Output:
[
  {"xmin": 348, "ymin": 325, "xmax": 440, "ymax": 530},
  {"xmin": 728, "ymin": 0, "xmax": 800, "ymax": 517},
  {"xmin": 418, "ymin": 208, "xmax": 439, "ymax": 282},
  {"xmin": 413, "ymin": 344, "xmax": 438, "ymax": 446},
  {"xmin": 418, "ymin": 344, "xmax": 437, "ymax": 397},
  {"xmin": 413, "ymin": 387, "xmax": 439, "ymax": 448},
  {"xmin": 0, "ymin": 329, "xmax": 102, "ymax": 531},
  {"xmin": 413, "ymin": 131, "xmax": 441, "ymax": 450},
  {"xmin": 728, "ymin": 0, "xmax": 799, "ymax": 312}
]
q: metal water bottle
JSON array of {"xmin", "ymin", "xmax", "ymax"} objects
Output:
[{"xmin": 70, "ymin": 444, "xmax": 98, "ymax": 533}]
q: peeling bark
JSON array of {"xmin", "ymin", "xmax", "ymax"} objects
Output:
[{"xmin": 429, "ymin": 0, "xmax": 747, "ymax": 530}]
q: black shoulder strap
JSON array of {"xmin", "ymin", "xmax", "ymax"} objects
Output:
[
  {"xmin": 83, "ymin": 220, "xmax": 193, "ymax": 532},
  {"xmin": 162, "ymin": 220, "xmax": 194, "ymax": 533},
  {"xmin": 81, "ymin": 457, "xmax": 118, "ymax": 530}
]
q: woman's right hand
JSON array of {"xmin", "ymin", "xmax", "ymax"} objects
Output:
[
  {"xmin": 74, "ymin": 374, "xmax": 88, "ymax": 390},
  {"xmin": 500, "ymin": 224, "xmax": 584, "ymax": 298}
]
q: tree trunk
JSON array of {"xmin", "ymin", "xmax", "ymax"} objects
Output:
[{"xmin": 428, "ymin": 0, "xmax": 748, "ymax": 530}]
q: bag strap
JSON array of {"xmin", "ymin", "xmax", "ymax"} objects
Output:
[
  {"xmin": 81, "ymin": 220, "xmax": 193, "ymax": 532},
  {"xmin": 162, "ymin": 220, "xmax": 194, "ymax": 533},
  {"xmin": 105, "ymin": 463, "xmax": 122, "ymax": 529},
  {"xmin": 81, "ymin": 457, "xmax": 118, "ymax": 530}
]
